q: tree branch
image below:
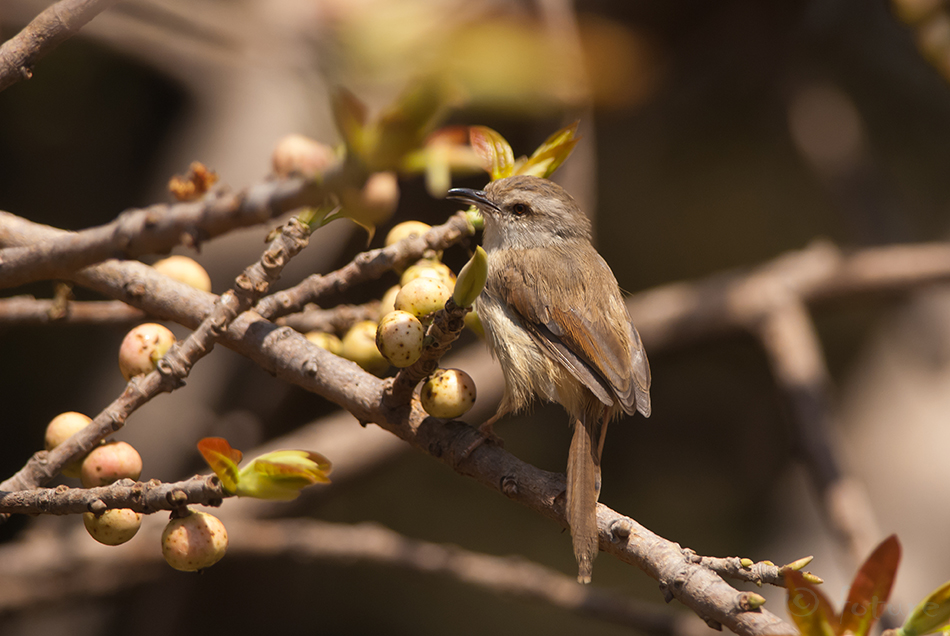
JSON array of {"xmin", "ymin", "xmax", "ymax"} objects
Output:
[
  {"xmin": 0, "ymin": 0, "xmax": 119, "ymax": 93},
  {"xmin": 0, "ymin": 176, "xmax": 322, "ymax": 289}
]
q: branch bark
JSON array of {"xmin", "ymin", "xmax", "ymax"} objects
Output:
[{"xmin": 0, "ymin": 0, "xmax": 120, "ymax": 93}]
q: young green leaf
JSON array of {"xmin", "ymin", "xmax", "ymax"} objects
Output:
[
  {"xmin": 785, "ymin": 570, "xmax": 840, "ymax": 636},
  {"xmin": 453, "ymin": 246, "xmax": 488, "ymax": 308},
  {"xmin": 197, "ymin": 438, "xmax": 332, "ymax": 500},
  {"xmin": 235, "ymin": 450, "xmax": 332, "ymax": 501},
  {"xmin": 517, "ymin": 121, "xmax": 581, "ymax": 179},
  {"xmin": 197, "ymin": 437, "xmax": 242, "ymax": 494},
  {"xmin": 469, "ymin": 126, "xmax": 515, "ymax": 180},
  {"xmin": 331, "ymin": 88, "xmax": 369, "ymax": 155},
  {"xmin": 840, "ymin": 535, "xmax": 901, "ymax": 636},
  {"xmin": 900, "ymin": 581, "xmax": 950, "ymax": 636}
]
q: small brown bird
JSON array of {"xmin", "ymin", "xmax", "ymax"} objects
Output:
[{"xmin": 448, "ymin": 175, "xmax": 651, "ymax": 583}]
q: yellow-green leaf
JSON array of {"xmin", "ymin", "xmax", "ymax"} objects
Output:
[
  {"xmin": 517, "ymin": 121, "xmax": 580, "ymax": 178},
  {"xmin": 469, "ymin": 126, "xmax": 515, "ymax": 180},
  {"xmin": 235, "ymin": 450, "xmax": 333, "ymax": 501},
  {"xmin": 453, "ymin": 246, "xmax": 488, "ymax": 308},
  {"xmin": 785, "ymin": 570, "xmax": 840, "ymax": 636},
  {"xmin": 901, "ymin": 581, "xmax": 950, "ymax": 636},
  {"xmin": 197, "ymin": 437, "xmax": 242, "ymax": 495},
  {"xmin": 331, "ymin": 88, "xmax": 368, "ymax": 155}
]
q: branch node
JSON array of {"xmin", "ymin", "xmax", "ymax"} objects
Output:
[
  {"xmin": 609, "ymin": 518, "xmax": 632, "ymax": 540},
  {"xmin": 303, "ymin": 358, "xmax": 319, "ymax": 377},
  {"xmin": 703, "ymin": 617, "xmax": 724, "ymax": 631},
  {"xmin": 500, "ymin": 475, "xmax": 518, "ymax": 497},
  {"xmin": 658, "ymin": 582, "xmax": 674, "ymax": 603},
  {"xmin": 88, "ymin": 499, "xmax": 107, "ymax": 515},
  {"xmin": 737, "ymin": 592, "xmax": 767, "ymax": 611},
  {"xmin": 19, "ymin": 66, "xmax": 33, "ymax": 80},
  {"xmin": 166, "ymin": 489, "xmax": 188, "ymax": 507}
]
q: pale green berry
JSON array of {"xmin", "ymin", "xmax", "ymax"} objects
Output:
[
  {"xmin": 83, "ymin": 509, "xmax": 142, "ymax": 546},
  {"xmin": 385, "ymin": 221, "xmax": 432, "ymax": 247},
  {"xmin": 464, "ymin": 309, "xmax": 485, "ymax": 338},
  {"xmin": 305, "ymin": 331, "xmax": 343, "ymax": 356},
  {"xmin": 152, "ymin": 256, "xmax": 212, "ymax": 292},
  {"xmin": 44, "ymin": 411, "xmax": 91, "ymax": 478},
  {"xmin": 421, "ymin": 369, "xmax": 476, "ymax": 419},
  {"xmin": 394, "ymin": 277, "xmax": 452, "ymax": 319},
  {"xmin": 161, "ymin": 510, "xmax": 228, "ymax": 572},
  {"xmin": 378, "ymin": 285, "xmax": 401, "ymax": 321},
  {"xmin": 376, "ymin": 311, "xmax": 425, "ymax": 368},
  {"xmin": 400, "ymin": 259, "xmax": 456, "ymax": 287},
  {"xmin": 118, "ymin": 323, "xmax": 176, "ymax": 381},
  {"xmin": 341, "ymin": 320, "xmax": 390, "ymax": 375},
  {"xmin": 80, "ymin": 441, "xmax": 142, "ymax": 487}
]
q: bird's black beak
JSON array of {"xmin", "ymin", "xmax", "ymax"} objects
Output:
[{"xmin": 446, "ymin": 187, "xmax": 500, "ymax": 214}]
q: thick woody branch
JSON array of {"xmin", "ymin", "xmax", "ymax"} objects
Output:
[
  {"xmin": 630, "ymin": 240, "xmax": 950, "ymax": 351},
  {"xmin": 0, "ymin": 475, "xmax": 226, "ymax": 515},
  {"xmin": 0, "ymin": 177, "xmax": 321, "ymax": 289},
  {"xmin": 0, "ymin": 0, "xmax": 119, "ymax": 93}
]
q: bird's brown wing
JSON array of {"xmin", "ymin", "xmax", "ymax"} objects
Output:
[{"xmin": 491, "ymin": 246, "xmax": 650, "ymax": 416}]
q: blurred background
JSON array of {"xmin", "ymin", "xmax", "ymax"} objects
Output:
[{"xmin": 2, "ymin": 0, "xmax": 950, "ymax": 634}]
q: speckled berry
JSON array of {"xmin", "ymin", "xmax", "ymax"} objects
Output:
[
  {"xmin": 421, "ymin": 368, "xmax": 476, "ymax": 419},
  {"xmin": 161, "ymin": 509, "xmax": 228, "ymax": 572},
  {"xmin": 118, "ymin": 323, "xmax": 176, "ymax": 381},
  {"xmin": 80, "ymin": 441, "xmax": 142, "ymax": 487},
  {"xmin": 83, "ymin": 509, "xmax": 142, "ymax": 546},
  {"xmin": 400, "ymin": 259, "xmax": 456, "ymax": 287},
  {"xmin": 394, "ymin": 277, "xmax": 452, "ymax": 319},
  {"xmin": 44, "ymin": 411, "xmax": 91, "ymax": 478},
  {"xmin": 341, "ymin": 320, "xmax": 390, "ymax": 375},
  {"xmin": 152, "ymin": 256, "xmax": 212, "ymax": 293},
  {"xmin": 385, "ymin": 221, "xmax": 432, "ymax": 247},
  {"xmin": 376, "ymin": 311, "xmax": 425, "ymax": 368},
  {"xmin": 305, "ymin": 331, "xmax": 343, "ymax": 356}
]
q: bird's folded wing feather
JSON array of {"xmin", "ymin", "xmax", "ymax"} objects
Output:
[{"xmin": 491, "ymin": 247, "xmax": 650, "ymax": 416}]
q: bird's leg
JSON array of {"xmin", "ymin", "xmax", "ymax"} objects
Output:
[
  {"xmin": 459, "ymin": 407, "xmax": 507, "ymax": 460},
  {"xmin": 476, "ymin": 408, "xmax": 507, "ymax": 445}
]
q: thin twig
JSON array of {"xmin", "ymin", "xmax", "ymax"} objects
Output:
[
  {"xmin": 277, "ymin": 301, "xmax": 380, "ymax": 334},
  {"xmin": 0, "ymin": 475, "xmax": 225, "ymax": 515},
  {"xmin": 253, "ymin": 211, "xmax": 474, "ymax": 320},
  {"xmin": 0, "ymin": 0, "xmax": 119, "ymax": 93},
  {"xmin": 0, "ymin": 176, "xmax": 322, "ymax": 289},
  {"xmin": 0, "ymin": 296, "xmax": 144, "ymax": 325}
]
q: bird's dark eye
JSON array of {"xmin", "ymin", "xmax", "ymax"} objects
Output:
[{"xmin": 511, "ymin": 203, "xmax": 528, "ymax": 216}]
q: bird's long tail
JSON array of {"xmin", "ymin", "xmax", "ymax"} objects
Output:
[{"xmin": 567, "ymin": 411, "xmax": 608, "ymax": 584}]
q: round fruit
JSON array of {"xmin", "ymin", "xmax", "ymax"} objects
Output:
[
  {"xmin": 272, "ymin": 134, "xmax": 336, "ymax": 177},
  {"xmin": 394, "ymin": 277, "xmax": 452, "ymax": 319},
  {"xmin": 400, "ymin": 259, "xmax": 456, "ymax": 287},
  {"xmin": 161, "ymin": 510, "xmax": 229, "ymax": 572},
  {"xmin": 44, "ymin": 411, "xmax": 91, "ymax": 478},
  {"xmin": 83, "ymin": 509, "xmax": 142, "ymax": 546},
  {"xmin": 119, "ymin": 323, "xmax": 176, "ymax": 381},
  {"xmin": 305, "ymin": 331, "xmax": 343, "ymax": 355},
  {"xmin": 421, "ymin": 369, "xmax": 477, "ymax": 419},
  {"xmin": 376, "ymin": 311, "xmax": 425, "ymax": 368},
  {"xmin": 80, "ymin": 441, "xmax": 143, "ymax": 487},
  {"xmin": 340, "ymin": 321, "xmax": 390, "ymax": 375},
  {"xmin": 152, "ymin": 256, "xmax": 212, "ymax": 293}
]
